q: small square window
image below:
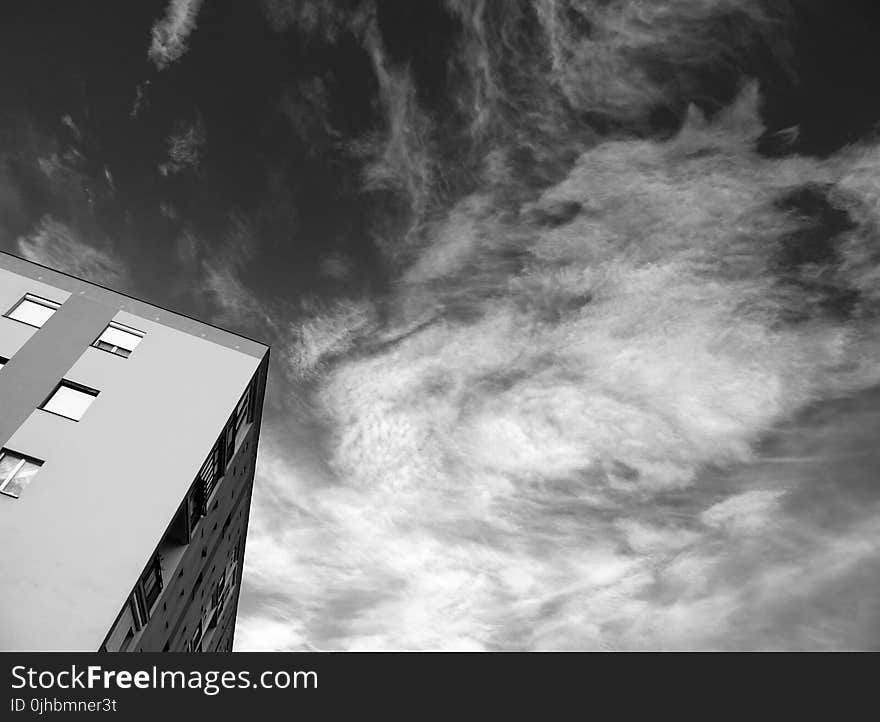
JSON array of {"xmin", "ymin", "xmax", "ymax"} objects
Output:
[
  {"xmin": 93, "ymin": 322, "xmax": 143, "ymax": 358},
  {"xmin": 5, "ymin": 294, "xmax": 61, "ymax": 328},
  {"xmin": 0, "ymin": 450, "xmax": 43, "ymax": 499},
  {"xmin": 41, "ymin": 381, "xmax": 99, "ymax": 421}
]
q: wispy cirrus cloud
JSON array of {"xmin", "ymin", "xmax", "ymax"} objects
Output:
[
  {"xmin": 16, "ymin": 216, "xmax": 131, "ymax": 290},
  {"xmin": 176, "ymin": 217, "xmax": 283, "ymax": 340},
  {"xmin": 237, "ymin": 81, "xmax": 880, "ymax": 650},
  {"xmin": 159, "ymin": 118, "xmax": 206, "ymax": 177},
  {"xmin": 148, "ymin": 0, "xmax": 204, "ymax": 70},
  {"xmin": 285, "ymin": 298, "xmax": 377, "ymax": 380},
  {"xmin": 234, "ymin": 0, "xmax": 880, "ymax": 651}
]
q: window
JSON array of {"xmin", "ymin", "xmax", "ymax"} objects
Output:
[
  {"xmin": 223, "ymin": 422, "xmax": 235, "ymax": 469},
  {"xmin": 5, "ymin": 294, "xmax": 60, "ymax": 328},
  {"xmin": 165, "ymin": 500, "xmax": 190, "ymax": 546},
  {"xmin": 0, "ymin": 357, "xmax": 7, "ymax": 369},
  {"xmin": 208, "ymin": 575, "xmax": 224, "ymax": 630},
  {"xmin": 137, "ymin": 554, "xmax": 163, "ymax": 616},
  {"xmin": 191, "ymin": 571, "xmax": 204, "ymax": 602},
  {"xmin": 0, "ymin": 450, "xmax": 43, "ymax": 498},
  {"xmin": 191, "ymin": 621, "xmax": 203, "ymax": 653},
  {"xmin": 188, "ymin": 481, "xmax": 204, "ymax": 533},
  {"xmin": 118, "ymin": 628, "xmax": 135, "ymax": 653},
  {"xmin": 93, "ymin": 322, "xmax": 144, "ymax": 358},
  {"xmin": 232, "ymin": 382, "xmax": 255, "ymax": 448},
  {"xmin": 189, "ymin": 376, "xmax": 259, "ymax": 519},
  {"xmin": 41, "ymin": 381, "xmax": 99, "ymax": 421},
  {"xmin": 218, "ymin": 568, "xmax": 227, "ymax": 596},
  {"xmin": 198, "ymin": 445, "xmax": 221, "ymax": 507}
]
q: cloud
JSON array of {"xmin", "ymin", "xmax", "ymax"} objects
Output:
[
  {"xmin": 0, "ymin": 166, "xmax": 26, "ymax": 247},
  {"xmin": 318, "ymin": 251, "xmax": 353, "ymax": 280},
  {"xmin": 202, "ymin": 262, "xmax": 273, "ymax": 330},
  {"xmin": 285, "ymin": 298, "xmax": 377, "ymax": 379},
  {"xmin": 16, "ymin": 216, "xmax": 131, "ymax": 289},
  {"xmin": 356, "ymin": 23, "xmax": 436, "ymax": 236},
  {"xmin": 260, "ymin": 0, "xmax": 371, "ymax": 41},
  {"xmin": 238, "ymin": 2, "xmax": 880, "ymax": 650},
  {"xmin": 184, "ymin": 217, "xmax": 283, "ymax": 339},
  {"xmin": 700, "ymin": 489, "xmax": 788, "ymax": 533},
  {"xmin": 261, "ymin": 1, "xmax": 439, "ymax": 238},
  {"xmin": 234, "ymin": 615, "xmax": 310, "ymax": 652},
  {"xmin": 235, "ymin": 79, "xmax": 880, "ymax": 650},
  {"xmin": 148, "ymin": 0, "xmax": 204, "ymax": 70},
  {"xmin": 159, "ymin": 119, "xmax": 205, "ymax": 177},
  {"xmin": 529, "ymin": 0, "xmax": 791, "ymax": 121}
]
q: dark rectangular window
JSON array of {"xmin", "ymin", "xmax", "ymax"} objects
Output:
[
  {"xmin": 192, "ymin": 571, "xmax": 203, "ymax": 601},
  {"xmin": 188, "ymin": 480, "xmax": 203, "ymax": 533},
  {"xmin": 199, "ymin": 445, "xmax": 221, "ymax": 507},
  {"xmin": 118, "ymin": 628, "xmax": 135, "ymax": 653},
  {"xmin": 233, "ymin": 378, "xmax": 258, "ymax": 450},
  {"xmin": 129, "ymin": 596, "xmax": 146, "ymax": 630},
  {"xmin": 234, "ymin": 385, "xmax": 252, "ymax": 436},
  {"xmin": 138, "ymin": 554, "xmax": 163, "ymax": 614},
  {"xmin": 223, "ymin": 421, "xmax": 235, "ymax": 467},
  {"xmin": 192, "ymin": 374, "xmax": 259, "ymax": 513},
  {"xmin": 166, "ymin": 501, "xmax": 190, "ymax": 545},
  {"xmin": 191, "ymin": 621, "xmax": 203, "ymax": 653},
  {"xmin": 93, "ymin": 321, "xmax": 144, "ymax": 358}
]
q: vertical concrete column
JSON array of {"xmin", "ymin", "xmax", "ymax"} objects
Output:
[{"xmin": 0, "ymin": 294, "xmax": 115, "ymax": 448}]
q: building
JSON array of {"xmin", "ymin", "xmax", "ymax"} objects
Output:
[{"xmin": 0, "ymin": 251, "xmax": 269, "ymax": 652}]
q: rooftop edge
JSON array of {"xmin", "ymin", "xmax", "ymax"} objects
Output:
[{"xmin": 0, "ymin": 250, "xmax": 269, "ymax": 360}]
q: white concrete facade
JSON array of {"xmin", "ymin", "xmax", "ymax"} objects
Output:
[{"xmin": 0, "ymin": 252, "xmax": 268, "ymax": 651}]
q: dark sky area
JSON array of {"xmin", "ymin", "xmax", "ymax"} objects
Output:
[
  {"xmin": 3, "ymin": 1, "xmax": 880, "ymax": 309},
  {"xmin": 1, "ymin": 1, "xmax": 386, "ymax": 312},
  {"xmin": 2, "ymin": 1, "xmax": 880, "ymax": 650}
]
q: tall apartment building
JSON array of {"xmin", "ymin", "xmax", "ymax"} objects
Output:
[{"xmin": 0, "ymin": 251, "xmax": 268, "ymax": 652}]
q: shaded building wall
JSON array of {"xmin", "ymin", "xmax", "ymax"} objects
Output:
[{"xmin": 109, "ymin": 355, "xmax": 268, "ymax": 652}]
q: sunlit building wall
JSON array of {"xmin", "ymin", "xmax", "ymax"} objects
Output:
[{"xmin": 0, "ymin": 251, "xmax": 269, "ymax": 652}]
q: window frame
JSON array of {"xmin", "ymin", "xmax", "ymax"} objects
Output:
[
  {"xmin": 39, "ymin": 380, "xmax": 100, "ymax": 422},
  {"xmin": 0, "ymin": 449, "xmax": 44, "ymax": 499},
  {"xmin": 118, "ymin": 627, "xmax": 135, "ymax": 653},
  {"xmin": 3, "ymin": 294, "xmax": 61, "ymax": 328},
  {"xmin": 188, "ymin": 479, "xmax": 204, "ymax": 534},
  {"xmin": 191, "ymin": 373, "xmax": 259, "ymax": 520},
  {"xmin": 92, "ymin": 321, "xmax": 144, "ymax": 359},
  {"xmin": 190, "ymin": 621, "xmax": 203, "ymax": 653},
  {"xmin": 135, "ymin": 553, "xmax": 163, "ymax": 621}
]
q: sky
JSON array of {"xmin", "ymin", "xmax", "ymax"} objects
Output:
[{"xmin": 2, "ymin": 0, "xmax": 880, "ymax": 650}]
